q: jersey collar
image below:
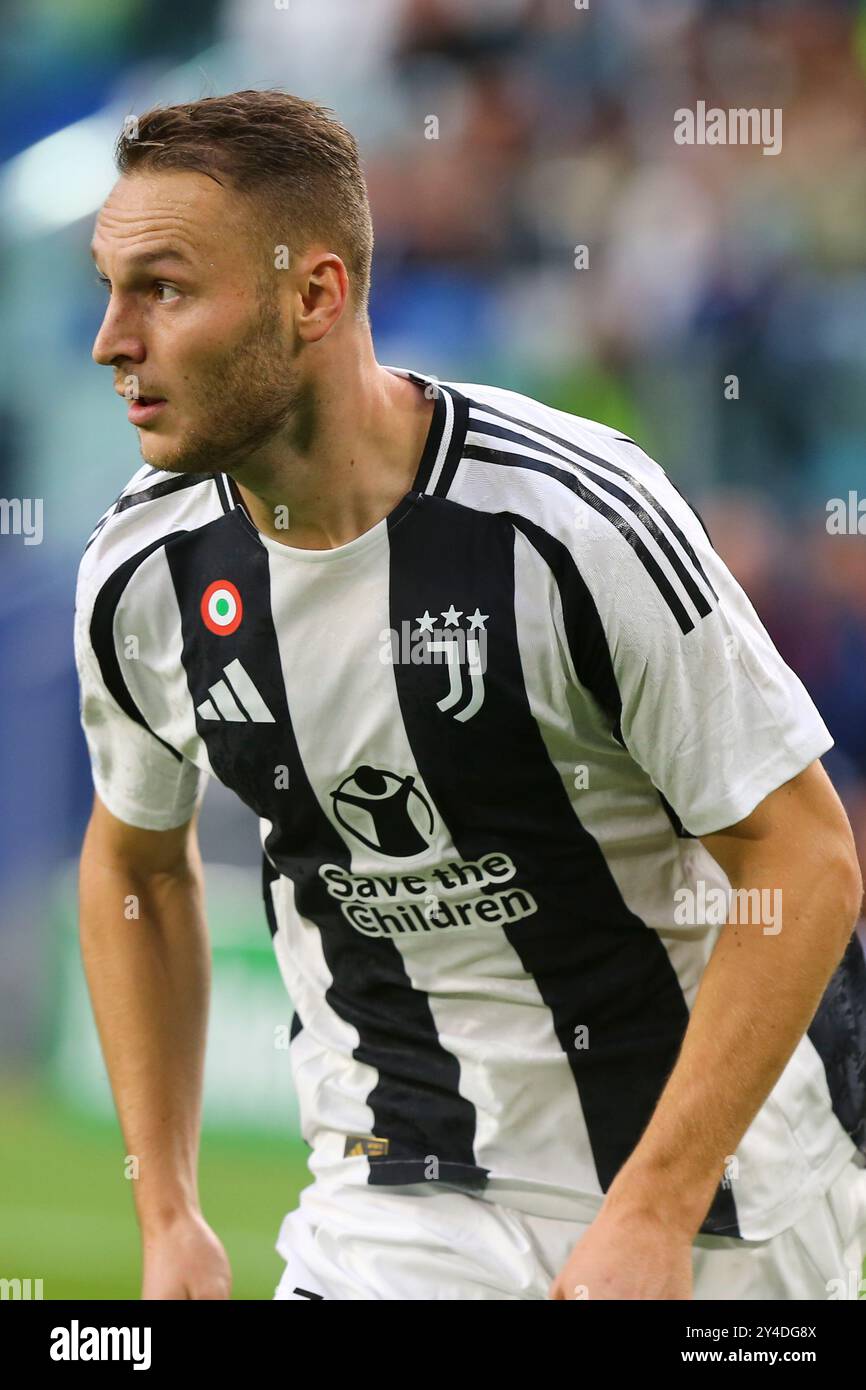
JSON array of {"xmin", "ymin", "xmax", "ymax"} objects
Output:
[{"xmin": 219, "ymin": 365, "xmax": 469, "ymax": 529}]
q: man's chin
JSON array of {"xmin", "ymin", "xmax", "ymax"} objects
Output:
[{"xmin": 137, "ymin": 433, "xmax": 211, "ymax": 476}]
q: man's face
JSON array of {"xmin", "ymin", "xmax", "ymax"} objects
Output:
[{"xmin": 91, "ymin": 170, "xmax": 302, "ymax": 475}]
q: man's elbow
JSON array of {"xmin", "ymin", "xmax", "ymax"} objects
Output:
[
  {"xmin": 826, "ymin": 836, "xmax": 864, "ymax": 934},
  {"xmin": 802, "ymin": 820, "xmax": 865, "ymax": 952}
]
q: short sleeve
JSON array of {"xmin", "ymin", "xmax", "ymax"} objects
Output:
[
  {"xmin": 74, "ymin": 561, "xmax": 207, "ymax": 831},
  {"xmin": 570, "ymin": 454, "xmax": 833, "ymax": 836}
]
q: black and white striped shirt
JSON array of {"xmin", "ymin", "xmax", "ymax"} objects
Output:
[{"xmin": 74, "ymin": 366, "xmax": 862, "ymax": 1240}]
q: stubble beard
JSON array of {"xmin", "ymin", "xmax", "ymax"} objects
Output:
[{"xmin": 139, "ymin": 299, "xmax": 305, "ymax": 477}]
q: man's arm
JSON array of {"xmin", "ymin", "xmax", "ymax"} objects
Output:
[
  {"xmin": 550, "ymin": 759, "xmax": 863, "ymax": 1299},
  {"xmin": 79, "ymin": 791, "xmax": 231, "ymax": 1299}
]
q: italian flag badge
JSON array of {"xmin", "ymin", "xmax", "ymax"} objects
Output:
[{"xmin": 201, "ymin": 579, "xmax": 243, "ymax": 635}]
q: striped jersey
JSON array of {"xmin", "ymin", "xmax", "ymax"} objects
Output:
[{"xmin": 74, "ymin": 365, "xmax": 866, "ymax": 1241}]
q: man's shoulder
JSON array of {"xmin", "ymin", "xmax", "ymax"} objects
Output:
[
  {"xmin": 437, "ymin": 376, "xmax": 717, "ymax": 628},
  {"xmin": 439, "ymin": 375, "xmax": 671, "ymax": 543},
  {"xmin": 446, "ymin": 376, "xmax": 631, "ymax": 455},
  {"xmin": 76, "ymin": 464, "xmax": 224, "ymax": 603}
]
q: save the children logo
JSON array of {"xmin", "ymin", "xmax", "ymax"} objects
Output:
[
  {"xmin": 330, "ymin": 765, "xmax": 435, "ymax": 856},
  {"xmin": 325, "ymin": 766, "xmax": 540, "ymax": 936},
  {"xmin": 320, "ymin": 852, "xmax": 539, "ymax": 938}
]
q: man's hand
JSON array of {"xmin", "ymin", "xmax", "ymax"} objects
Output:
[
  {"xmin": 141, "ymin": 1212, "xmax": 232, "ymax": 1300},
  {"xmin": 549, "ymin": 1203, "xmax": 693, "ymax": 1300}
]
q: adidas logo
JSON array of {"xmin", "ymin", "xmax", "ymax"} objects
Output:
[{"xmin": 196, "ymin": 658, "xmax": 275, "ymax": 723}]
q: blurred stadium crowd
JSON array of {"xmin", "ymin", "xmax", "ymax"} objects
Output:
[{"xmin": 1, "ymin": 0, "xmax": 865, "ymax": 1066}]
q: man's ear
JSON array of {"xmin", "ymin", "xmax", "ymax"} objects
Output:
[{"xmin": 295, "ymin": 250, "xmax": 349, "ymax": 343}]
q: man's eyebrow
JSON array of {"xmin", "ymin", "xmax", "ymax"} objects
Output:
[{"xmin": 89, "ymin": 246, "xmax": 195, "ymax": 270}]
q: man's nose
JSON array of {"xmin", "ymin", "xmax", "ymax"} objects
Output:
[{"xmin": 91, "ymin": 301, "xmax": 145, "ymax": 368}]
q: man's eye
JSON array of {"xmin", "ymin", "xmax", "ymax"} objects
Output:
[
  {"xmin": 95, "ymin": 274, "xmax": 111, "ymax": 293},
  {"xmin": 155, "ymin": 283, "xmax": 180, "ymax": 303}
]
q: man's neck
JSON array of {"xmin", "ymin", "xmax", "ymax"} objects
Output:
[{"xmin": 231, "ymin": 360, "xmax": 435, "ymax": 550}]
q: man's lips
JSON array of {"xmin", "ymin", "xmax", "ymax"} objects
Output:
[{"xmin": 126, "ymin": 397, "xmax": 167, "ymax": 424}]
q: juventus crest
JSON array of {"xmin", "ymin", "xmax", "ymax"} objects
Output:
[{"xmin": 419, "ymin": 605, "xmax": 488, "ymax": 723}]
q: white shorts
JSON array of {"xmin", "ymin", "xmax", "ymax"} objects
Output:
[{"xmin": 273, "ymin": 1154, "xmax": 866, "ymax": 1301}]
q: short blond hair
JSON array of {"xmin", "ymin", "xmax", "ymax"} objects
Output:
[{"xmin": 116, "ymin": 89, "xmax": 374, "ymax": 319}]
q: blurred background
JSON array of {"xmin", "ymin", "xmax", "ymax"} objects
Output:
[{"xmin": 1, "ymin": 0, "xmax": 865, "ymax": 1299}]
